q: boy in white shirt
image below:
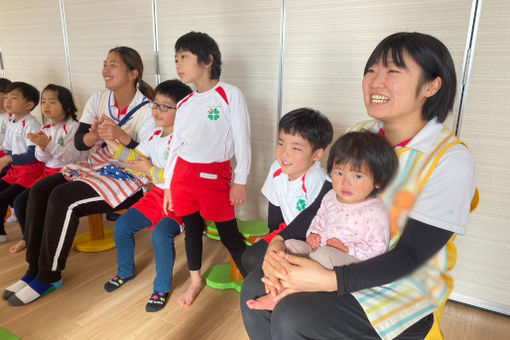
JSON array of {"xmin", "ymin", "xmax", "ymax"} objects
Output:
[
  {"xmin": 163, "ymin": 31, "xmax": 251, "ymax": 307},
  {"xmin": 0, "ymin": 82, "xmax": 42, "ymax": 243}
]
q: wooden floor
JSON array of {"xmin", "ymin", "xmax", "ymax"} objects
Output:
[{"xmin": 0, "ymin": 218, "xmax": 509, "ymax": 340}]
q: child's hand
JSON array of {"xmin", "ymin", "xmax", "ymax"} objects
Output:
[
  {"xmin": 230, "ymin": 183, "xmax": 246, "ymax": 206},
  {"xmin": 306, "ymin": 233, "xmax": 321, "ymax": 250},
  {"xmin": 27, "ymin": 131, "xmax": 51, "ymax": 149},
  {"xmin": 0, "ymin": 156, "xmax": 12, "ymax": 172},
  {"xmin": 124, "ymin": 158, "xmax": 152, "ymax": 175},
  {"xmin": 163, "ymin": 188, "xmax": 173, "ymax": 214},
  {"xmin": 326, "ymin": 238, "xmax": 349, "ymax": 253}
]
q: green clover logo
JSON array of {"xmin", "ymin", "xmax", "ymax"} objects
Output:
[{"xmin": 296, "ymin": 199, "xmax": 307, "ymax": 212}]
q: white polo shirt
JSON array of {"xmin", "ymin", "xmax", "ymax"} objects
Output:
[
  {"xmin": 375, "ymin": 118, "xmax": 476, "ymax": 235},
  {"xmin": 261, "ymin": 160, "xmax": 330, "ymax": 225},
  {"xmin": 80, "ymin": 89, "xmax": 155, "ymax": 144},
  {"xmin": 2, "ymin": 114, "xmax": 41, "ymax": 154}
]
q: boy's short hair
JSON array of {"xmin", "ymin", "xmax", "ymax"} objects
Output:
[
  {"xmin": 279, "ymin": 108, "xmax": 333, "ymax": 151},
  {"xmin": 0, "ymin": 78, "xmax": 12, "ymax": 93},
  {"xmin": 327, "ymin": 131, "xmax": 398, "ymax": 196},
  {"xmin": 364, "ymin": 32, "xmax": 456, "ymax": 123},
  {"xmin": 155, "ymin": 79, "xmax": 192, "ymax": 104},
  {"xmin": 6, "ymin": 81, "xmax": 40, "ymax": 111},
  {"xmin": 175, "ymin": 31, "xmax": 222, "ymax": 80}
]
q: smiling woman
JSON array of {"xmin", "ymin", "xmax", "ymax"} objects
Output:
[
  {"xmin": 2, "ymin": 46, "xmax": 156, "ymax": 307},
  {"xmin": 240, "ymin": 32, "xmax": 477, "ymax": 340}
]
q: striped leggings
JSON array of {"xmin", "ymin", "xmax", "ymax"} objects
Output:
[{"xmin": 24, "ymin": 173, "xmax": 143, "ymax": 283}]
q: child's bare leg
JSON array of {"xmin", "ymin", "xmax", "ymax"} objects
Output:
[
  {"xmin": 246, "ymin": 292, "xmax": 279, "ymax": 311},
  {"xmin": 9, "ymin": 240, "xmax": 26, "ymax": 254},
  {"xmin": 178, "ymin": 270, "xmax": 203, "ymax": 308}
]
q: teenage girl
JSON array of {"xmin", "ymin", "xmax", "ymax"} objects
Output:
[
  {"xmin": 10, "ymin": 84, "xmax": 87, "ymax": 254},
  {"xmin": 2, "ymin": 46, "xmax": 155, "ymax": 306}
]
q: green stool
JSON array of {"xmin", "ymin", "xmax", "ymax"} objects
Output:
[
  {"xmin": 0, "ymin": 327, "xmax": 20, "ymax": 340},
  {"xmin": 205, "ymin": 219, "xmax": 268, "ymax": 292}
]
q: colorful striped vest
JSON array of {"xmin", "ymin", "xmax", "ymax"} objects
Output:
[{"xmin": 349, "ymin": 120, "xmax": 478, "ymax": 340}]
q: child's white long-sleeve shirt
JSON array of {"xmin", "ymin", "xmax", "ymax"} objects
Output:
[
  {"xmin": 164, "ymin": 82, "xmax": 251, "ymax": 187},
  {"xmin": 35, "ymin": 119, "xmax": 88, "ymax": 168}
]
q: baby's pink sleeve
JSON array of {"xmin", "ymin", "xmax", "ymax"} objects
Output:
[{"xmin": 306, "ymin": 193, "xmax": 330, "ymax": 238}]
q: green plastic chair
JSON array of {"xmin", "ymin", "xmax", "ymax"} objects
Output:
[{"xmin": 204, "ymin": 219, "xmax": 268, "ymax": 292}]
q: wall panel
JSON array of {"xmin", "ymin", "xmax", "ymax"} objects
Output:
[
  {"xmin": 64, "ymin": 0, "xmax": 155, "ymax": 114},
  {"xmin": 451, "ymin": 0, "xmax": 510, "ymax": 314},
  {"xmin": 0, "ymin": 0, "xmax": 69, "ymax": 116}
]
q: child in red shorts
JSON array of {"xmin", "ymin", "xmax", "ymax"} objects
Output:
[{"xmin": 163, "ymin": 32, "xmax": 251, "ymax": 307}]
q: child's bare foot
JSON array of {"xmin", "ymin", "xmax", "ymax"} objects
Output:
[
  {"xmin": 246, "ymin": 293, "xmax": 277, "ymax": 311},
  {"xmin": 178, "ymin": 270, "xmax": 203, "ymax": 308},
  {"xmin": 9, "ymin": 240, "xmax": 26, "ymax": 254}
]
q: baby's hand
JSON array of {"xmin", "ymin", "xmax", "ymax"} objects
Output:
[
  {"xmin": 306, "ymin": 233, "xmax": 321, "ymax": 250},
  {"xmin": 326, "ymin": 238, "xmax": 349, "ymax": 253}
]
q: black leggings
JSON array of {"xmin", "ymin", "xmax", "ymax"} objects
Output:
[
  {"xmin": 182, "ymin": 211, "xmax": 247, "ymax": 277},
  {"xmin": 24, "ymin": 173, "xmax": 143, "ymax": 283},
  {"xmin": 240, "ymin": 267, "xmax": 433, "ymax": 340},
  {"xmin": 0, "ymin": 180, "xmax": 25, "ymax": 235},
  {"xmin": 13, "ymin": 188, "xmax": 30, "ymax": 239}
]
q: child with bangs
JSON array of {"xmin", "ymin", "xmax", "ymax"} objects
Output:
[
  {"xmin": 9, "ymin": 84, "xmax": 86, "ymax": 253},
  {"xmin": 0, "ymin": 82, "xmax": 42, "ymax": 244}
]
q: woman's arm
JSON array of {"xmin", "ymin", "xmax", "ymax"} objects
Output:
[
  {"xmin": 74, "ymin": 122, "xmax": 96, "ymax": 150},
  {"xmin": 335, "ymin": 218, "xmax": 452, "ymax": 294}
]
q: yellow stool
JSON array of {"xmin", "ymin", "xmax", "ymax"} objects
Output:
[
  {"xmin": 204, "ymin": 219, "xmax": 268, "ymax": 292},
  {"xmin": 74, "ymin": 210, "xmax": 127, "ymax": 252}
]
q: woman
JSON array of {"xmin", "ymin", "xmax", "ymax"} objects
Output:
[
  {"xmin": 241, "ymin": 32, "xmax": 477, "ymax": 339},
  {"xmin": 2, "ymin": 47, "xmax": 155, "ymax": 306}
]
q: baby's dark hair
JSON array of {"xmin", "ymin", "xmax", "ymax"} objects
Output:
[
  {"xmin": 154, "ymin": 79, "xmax": 192, "ymax": 104},
  {"xmin": 175, "ymin": 31, "xmax": 222, "ymax": 80},
  {"xmin": 279, "ymin": 108, "xmax": 333, "ymax": 151},
  {"xmin": 42, "ymin": 84, "xmax": 78, "ymax": 121},
  {"xmin": 0, "ymin": 78, "xmax": 12, "ymax": 93},
  {"xmin": 327, "ymin": 131, "xmax": 398, "ymax": 196},
  {"xmin": 6, "ymin": 81, "xmax": 40, "ymax": 111}
]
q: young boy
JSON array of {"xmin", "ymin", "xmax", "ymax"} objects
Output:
[
  {"xmin": 241, "ymin": 108, "xmax": 334, "ymax": 272},
  {"xmin": 162, "ymin": 31, "xmax": 251, "ymax": 307},
  {"xmin": 0, "ymin": 82, "xmax": 42, "ymax": 243},
  {"xmin": 103, "ymin": 79, "xmax": 192, "ymax": 312}
]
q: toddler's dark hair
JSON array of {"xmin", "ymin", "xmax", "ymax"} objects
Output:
[
  {"xmin": 327, "ymin": 131, "xmax": 398, "ymax": 196},
  {"xmin": 175, "ymin": 31, "xmax": 222, "ymax": 80},
  {"xmin": 154, "ymin": 79, "xmax": 192, "ymax": 104},
  {"xmin": 0, "ymin": 78, "xmax": 11, "ymax": 93},
  {"xmin": 6, "ymin": 81, "xmax": 40, "ymax": 111},
  {"xmin": 42, "ymin": 84, "xmax": 78, "ymax": 122},
  {"xmin": 279, "ymin": 108, "xmax": 333, "ymax": 151}
]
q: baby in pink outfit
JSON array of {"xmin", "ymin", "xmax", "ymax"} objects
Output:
[{"xmin": 247, "ymin": 130, "xmax": 398, "ymax": 310}]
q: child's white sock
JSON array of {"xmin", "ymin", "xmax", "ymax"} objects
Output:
[{"xmin": 1, "ymin": 274, "xmax": 34, "ymax": 300}]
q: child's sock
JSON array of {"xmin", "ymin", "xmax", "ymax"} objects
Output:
[
  {"xmin": 104, "ymin": 275, "xmax": 132, "ymax": 292},
  {"xmin": 0, "ymin": 234, "xmax": 6, "ymax": 243},
  {"xmin": 1, "ymin": 274, "xmax": 35, "ymax": 300},
  {"xmin": 7, "ymin": 278, "xmax": 63, "ymax": 306},
  {"xmin": 145, "ymin": 291, "xmax": 169, "ymax": 313}
]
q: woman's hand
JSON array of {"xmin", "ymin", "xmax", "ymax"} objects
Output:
[
  {"xmin": 124, "ymin": 158, "xmax": 152, "ymax": 175},
  {"xmin": 27, "ymin": 131, "xmax": 51, "ymax": 149},
  {"xmin": 97, "ymin": 115, "xmax": 131, "ymax": 145},
  {"xmin": 261, "ymin": 236, "xmax": 287, "ymax": 296},
  {"xmin": 273, "ymin": 252, "xmax": 337, "ymax": 302}
]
